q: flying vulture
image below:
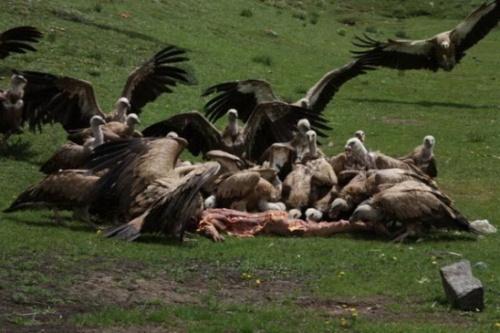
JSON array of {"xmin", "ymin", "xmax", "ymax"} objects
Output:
[
  {"xmin": 0, "ymin": 26, "xmax": 42, "ymax": 59},
  {"xmin": 15, "ymin": 44, "xmax": 191, "ymax": 132},
  {"xmin": 351, "ymin": 0, "xmax": 500, "ymax": 71},
  {"xmin": 201, "ymin": 58, "xmax": 376, "ymax": 135}
]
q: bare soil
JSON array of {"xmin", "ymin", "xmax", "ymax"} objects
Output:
[{"xmin": 0, "ymin": 257, "xmax": 470, "ymax": 332}]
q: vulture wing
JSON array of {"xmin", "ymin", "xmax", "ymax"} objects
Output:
[
  {"xmin": 241, "ymin": 101, "xmax": 329, "ymax": 161},
  {"xmin": 0, "ymin": 26, "xmax": 42, "ymax": 59},
  {"xmin": 296, "ymin": 58, "xmax": 376, "ymax": 114},
  {"xmin": 141, "ymin": 110, "xmax": 224, "ymax": 157},
  {"xmin": 351, "ymin": 34, "xmax": 439, "ymax": 71},
  {"xmin": 14, "ymin": 70, "xmax": 104, "ymax": 132},
  {"xmin": 120, "ymin": 45, "xmax": 191, "ymax": 115},
  {"xmin": 451, "ymin": 0, "xmax": 500, "ymax": 62},
  {"xmin": 202, "ymin": 79, "xmax": 277, "ymax": 123}
]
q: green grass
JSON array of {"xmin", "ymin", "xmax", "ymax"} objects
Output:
[{"xmin": 1, "ymin": 0, "xmax": 500, "ymax": 331}]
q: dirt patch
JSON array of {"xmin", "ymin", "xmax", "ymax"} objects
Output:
[{"xmin": 0, "ymin": 256, "xmax": 473, "ymax": 332}]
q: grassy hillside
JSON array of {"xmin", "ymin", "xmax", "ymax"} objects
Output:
[{"xmin": 1, "ymin": 0, "xmax": 499, "ymax": 331}]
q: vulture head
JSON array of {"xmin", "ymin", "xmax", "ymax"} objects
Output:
[
  {"xmin": 423, "ymin": 135, "xmax": 435, "ymax": 150},
  {"xmin": 90, "ymin": 115, "xmax": 106, "ymax": 127},
  {"xmin": 328, "ymin": 197, "xmax": 348, "ymax": 219},
  {"xmin": 305, "ymin": 129, "xmax": 318, "ymax": 156},
  {"xmin": 166, "ymin": 131, "xmax": 179, "ymax": 139},
  {"xmin": 4, "ymin": 74, "xmax": 27, "ymax": 106},
  {"xmin": 296, "ymin": 118, "xmax": 311, "ymax": 135},
  {"xmin": 114, "ymin": 97, "xmax": 131, "ymax": 122},
  {"xmin": 349, "ymin": 201, "xmax": 382, "ymax": 224},
  {"xmin": 354, "ymin": 130, "xmax": 366, "ymax": 143},
  {"xmin": 126, "ymin": 113, "xmax": 140, "ymax": 126},
  {"xmin": 344, "ymin": 137, "xmax": 367, "ymax": 159}
]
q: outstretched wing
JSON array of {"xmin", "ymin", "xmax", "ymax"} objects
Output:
[
  {"xmin": 141, "ymin": 110, "xmax": 224, "ymax": 157},
  {"xmin": 120, "ymin": 45, "xmax": 192, "ymax": 115},
  {"xmin": 202, "ymin": 79, "xmax": 277, "ymax": 123},
  {"xmin": 351, "ymin": 33, "xmax": 439, "ymax": 71},
  {"xmin": 243, "ymin": 101, "xmax": 331, "ymax": 161},
  {"xmin": 451, "ymin": 0, "xmax": 500, "ymax": 62},
  {"xmin": 14, "ymin": 70, "xmax": 104, "ymax": 132},
  {"xmin": 0, "ymin": 26, "xmax": 42, "ymax": 59},
  {"xmin": 296, "ymin": 58, "xmax": 375, "ymax": 114}
]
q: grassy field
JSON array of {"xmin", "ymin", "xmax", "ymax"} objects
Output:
[{"xmin": 1, "ymin": 0, "xmax": 499, "ymax": 332}]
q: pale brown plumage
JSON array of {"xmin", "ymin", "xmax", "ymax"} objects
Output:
[
  {"xmin": 4, "ymin": 170, "xmax": 100, "ymax": 228},
  {"xmin": 40, "ymin": 116, "xmax": 106, "ymax": 174},
  {"xmin": 16, "ymin": 45, "xmax": 191, "ymax": 132},
  {"xmin": 364, "ymin": 168, "xmax": 439, "ymax": 196},
  {"xmin": 349, "ymin": 180, "xmax": 477, "ymax": 242},
  {"xmin": 86, "ymin": 135, "xmax": 189, "ymax": 222},
  {"xmin": 67, "ymin": 113, "xmax": 142, "ymax": 145},
  {"xmin": 328, "ymin": 172, "xmax": 368, "ymax": 220},
  {"xmin": 212, "ymin": 168, "xmax": 282, "ymax": 212},
  {"xmin": 352, "ymin": 0, "xmax": 500, "ymax": 71}
]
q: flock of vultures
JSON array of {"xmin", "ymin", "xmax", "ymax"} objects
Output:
[{"xmin": 1, "ymin": 1, "xmax": 499, "ymax": 243}]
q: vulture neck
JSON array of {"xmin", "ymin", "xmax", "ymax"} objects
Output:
[{"xmin": 91, "ymin": 123, "xmax": 104, "ymax": 148}]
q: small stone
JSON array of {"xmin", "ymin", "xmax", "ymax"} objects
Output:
[
  {"xmin": 470, "ymin": 219, "xmax": 497, "ymax": 234},
  {"xmin": 440, "ymin": 259, "xmax": 484, "ymax": 311}
]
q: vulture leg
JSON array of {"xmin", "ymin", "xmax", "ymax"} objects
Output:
[
  {"xmin": 390, "ymin": 223, "xmax": 420, "ymax": 243},
  {"xmin": 51, "ymin": 209, "xmax": 68, "ymax": 227},
  {"xmin": 73, "ymin": 206, "xmax": 100, "ymax": 230}
]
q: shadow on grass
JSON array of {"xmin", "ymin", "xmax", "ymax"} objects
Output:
[
  {"xmin": 51, "ymin": 9, "xmax": 163, "ymax": 44},
  {"xmin": 0, "ymin": 138, "xmax": 37, "ymax": 161},
  {"xmin": 348, "ymin": 97, "xmax": 497, "ymax": 110},
  {"xmin": 3, "ymin": 214, "xmax": 99, "ymax": 234}
]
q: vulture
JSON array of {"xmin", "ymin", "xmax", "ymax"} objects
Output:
[
  {"xmin": 344, "ymin": 137, "xmax": 415, "ymax": 171},
  {"xmin": 15, "ymin": 44, "xmax": 191, "ymax": 132},
  {"xmin": 141, "ymin": 107, "xmax": 322, "ymax": 162},
  {"xmin": 0, "ymin": 74, "xmax": 27, "ymax": 141},
  {"xmin": 67, "ymin": 113, "xmax": 142, "ymax": 145},
  {"xmin": 399, "ymin": 135, "xmax": 438, "ymax": 178},
  {"xmin": 354, "ymin": 130, "xmax": 366, "ymax": 143},
  {"xmin": 4, "ymin": 170, "xmax": 101, "ymax": 229},
  {"xmin": 351, "ymin": 0, "xmax": 500, "ymax": 72},
  {"xmin": 349, "ymin": 180, "xmax": 478, "ymax": 242},
  {"xmin": 201, "ymin": 58, "xmax": 374, "ymax": 133},
  {"xmin": 102, "ymin": 161, "xmax": 221, "ymax": 242},
  {"xmin": 0, "ymin": 26, "xmax": 42, "ymax": 59},
  {"xmin": 40, "ymin": 115, "xmax": 106, "ymax": 174},
  {"xmin": 209, "ymin": 168, "xmax": 284, "ymax": 212},
  {"xmin": 85, "ymin": 134, "xmax": 190, "ymax": 222}
]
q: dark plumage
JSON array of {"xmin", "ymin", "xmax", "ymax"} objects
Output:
[
  {"xmin": 202, "ymin": 58, "xmax": 374, "ymax": 132},
  {"xmin": 351, "ymin": 0, "xmax": 500, "ymax": 71},
  {"xmin": 142, "ymin": 107, "xmax": 320, "ymax": 162},
  {"xmin": 15, "ymin": 45, "xmax": 191, "ymax": 132},
  {"xmin": 0, "ymin": 26, "xmax": 42, "ymax": 59}
]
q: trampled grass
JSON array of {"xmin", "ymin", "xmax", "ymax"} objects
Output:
[{"xmin": 1, "ymin": 0, "xmax": 499, "ymax": 331}]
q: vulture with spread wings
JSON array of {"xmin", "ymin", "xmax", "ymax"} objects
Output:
[
  {"xmin": 0, "ymin": 26, "xmax": 42, "ymax": 59},
  {"xmin": 15, "ymin": 44, "xmax": 191, "ymax": 132},
  {"xmin": 351, "ymin": 0, "xmax": 500, "ymax": 72},
  {"xmin": 142, "ymin": 103, "xmax": 327, "ymax": 161},
  {"xmin": 201, "ymin": 58, "xmax": 375, "ymax": 136}
]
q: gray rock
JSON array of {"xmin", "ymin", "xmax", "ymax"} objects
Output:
[{"xmin": 440, "ymin": 259, "xmax": 484, "ymax": 311}]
